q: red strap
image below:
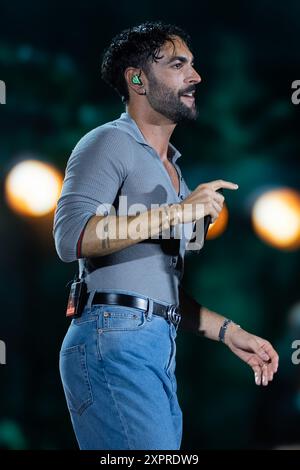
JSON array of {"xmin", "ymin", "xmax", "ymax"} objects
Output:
[{"xmin": 76, "ymin": 228, "xmax": 85, "ymax": 259}]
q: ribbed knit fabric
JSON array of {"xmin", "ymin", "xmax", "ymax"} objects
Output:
[{"xmin": 53, "ymin": 112, "xmax": 195, "ymax": 305}]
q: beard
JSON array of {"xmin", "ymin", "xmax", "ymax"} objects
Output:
[{"xmin": 145, "ymin": 72, "xmax": 198, "ymax": 123}]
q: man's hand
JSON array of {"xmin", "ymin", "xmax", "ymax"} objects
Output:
[
  {"xmin": 179, "ymin": 179, "xmax": 239, "ymax": 224},
  {"xmin": 224, "ymin": 324, "xmax": 279, "ymax": 386}
]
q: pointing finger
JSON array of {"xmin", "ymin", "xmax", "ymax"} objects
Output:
[{"xmin": 209, "ymin": 180, "xmax": 239, "ymax": 191}]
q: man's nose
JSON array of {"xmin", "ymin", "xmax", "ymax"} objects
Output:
[{"xmin": 187, "ymin": 68, "xmax": 202, "ymax": 84}]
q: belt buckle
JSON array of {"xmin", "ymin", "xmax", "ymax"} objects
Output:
[{"xmin": 166, "ymin": 304, "xmax": 181, "ymax": 326}]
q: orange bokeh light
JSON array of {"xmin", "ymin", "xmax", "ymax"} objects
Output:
[
  {"xmin": 5, "ymin": 160, "xmax": 63, "ymax": 217},
  {"xmin": 252, "ymin": 188, "xmax": 300, "ymax": 250},
  {"xmin": 206, "ymin": 203, "xmax": 229, "ymax": 239}
]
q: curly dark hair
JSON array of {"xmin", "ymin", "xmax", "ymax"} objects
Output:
[{"xmin": 100, "ymin": 21, "xmax": 192, "ymax": 103}]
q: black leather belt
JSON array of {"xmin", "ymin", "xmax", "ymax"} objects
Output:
[{"xmin": 91, "ymin": 292, "xmax": 182, "ymax": 326}]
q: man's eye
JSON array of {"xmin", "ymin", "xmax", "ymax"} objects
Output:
[{"xmin": 172, "ymin": 63, "xmax": 182, "ymax": 69}]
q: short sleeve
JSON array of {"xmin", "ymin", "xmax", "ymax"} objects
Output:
[{"xmin": 53, "ymin": 125, "xmax": 133, "ymax": 262}]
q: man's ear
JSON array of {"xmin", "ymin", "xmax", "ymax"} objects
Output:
[{"xmin": 125, "ymin": 68, "xmax": 146, "ymax": 96}]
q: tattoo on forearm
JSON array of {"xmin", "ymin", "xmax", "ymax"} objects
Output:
[
  {"xmin": 102, "ymin": 237, "xmax": 110, "ymax": 249},
  {"xmin": 101, "ymin": 219, "xmax": 110, "ymax": 250}
]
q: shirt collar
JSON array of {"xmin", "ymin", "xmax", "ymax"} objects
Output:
[{"xmin": 113, "ymin": 111, "xmax": 182, "ymax": 163}]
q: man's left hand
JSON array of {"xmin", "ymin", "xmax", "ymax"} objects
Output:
[{"xmin": 224, "ymin": 324, "xmax": 279, "ymax": 386}]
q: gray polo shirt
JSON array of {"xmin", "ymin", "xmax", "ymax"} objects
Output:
[{"xmin": 53, "ymin": 111, "xmax": 195, "ymax": 305}]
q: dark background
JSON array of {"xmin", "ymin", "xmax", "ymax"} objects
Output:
[{"xmin": 0, "ymin": 0, "xmax": 299, "ymax": 449}]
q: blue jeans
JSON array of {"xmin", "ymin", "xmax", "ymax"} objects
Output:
[{"xmin": 59, "ymin": 290, "xmax": 183, "ymax": 450}]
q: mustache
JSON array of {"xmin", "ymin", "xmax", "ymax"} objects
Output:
[{"xmin": 179, "ymin": 86, "xmax": 197, "ymax": 96}]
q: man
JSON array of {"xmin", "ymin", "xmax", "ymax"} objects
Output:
[{"xmin": 53, "ymin": 21, "xmax": 279, "ymax": 450}]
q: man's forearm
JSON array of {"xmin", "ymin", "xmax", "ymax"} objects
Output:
[
  {"xmin": 81, "ymin": 204, "xmax": 182, "ymax": 258},
  {"xmin": 197, "ymin": 306, "xmax": 230, "ymax": 341},
  {"xmin": 178, "ymin": 287, "xmax": 238, "ymax": 341}
]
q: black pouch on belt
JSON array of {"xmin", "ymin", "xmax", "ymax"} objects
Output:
[{"xmin": 66, "ymin": 277, "xmax": 88, "ymax": 318}]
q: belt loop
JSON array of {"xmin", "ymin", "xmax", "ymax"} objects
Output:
[
  {"xmin": 86, "ymin": 289, "xmax": 95, "ymax": 309},
  {"xmin": 146, "ymin": 298, "xmax": 153, "ymax": 322}
]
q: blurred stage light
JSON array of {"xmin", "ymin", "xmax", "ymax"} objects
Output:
[
  {"xmin": 207, "ymin": 204, "xmax": 229, "ymax": 239},
  {"xmin": 252, "ymin": 188, "xmax": 300, "ymax": 250},
  {"xmin": 288, "ymin": 301, "xmax": 300, "ymax": 329},
  {"xmin": 5, "ymin": 160, "xmax": 63, "ymax": 217}
]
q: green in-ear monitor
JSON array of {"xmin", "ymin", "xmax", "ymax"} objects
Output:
[{"xmin": 132, "ymin": 74, "xmax": 142, "ymax": 85}]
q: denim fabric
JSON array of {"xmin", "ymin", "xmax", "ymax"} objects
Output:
[{"xmin": 59, "ymin": 295, "xmax": 183, "ymax": 450}]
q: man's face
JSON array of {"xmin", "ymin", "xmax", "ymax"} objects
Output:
[{"xmin": 144, "ymin": 36, "xmax": 201, "ymax": 123}]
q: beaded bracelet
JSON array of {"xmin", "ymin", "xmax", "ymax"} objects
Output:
[{"xmin": 218, "ymin": 318, "xmax": 240, "ymax": 343}]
